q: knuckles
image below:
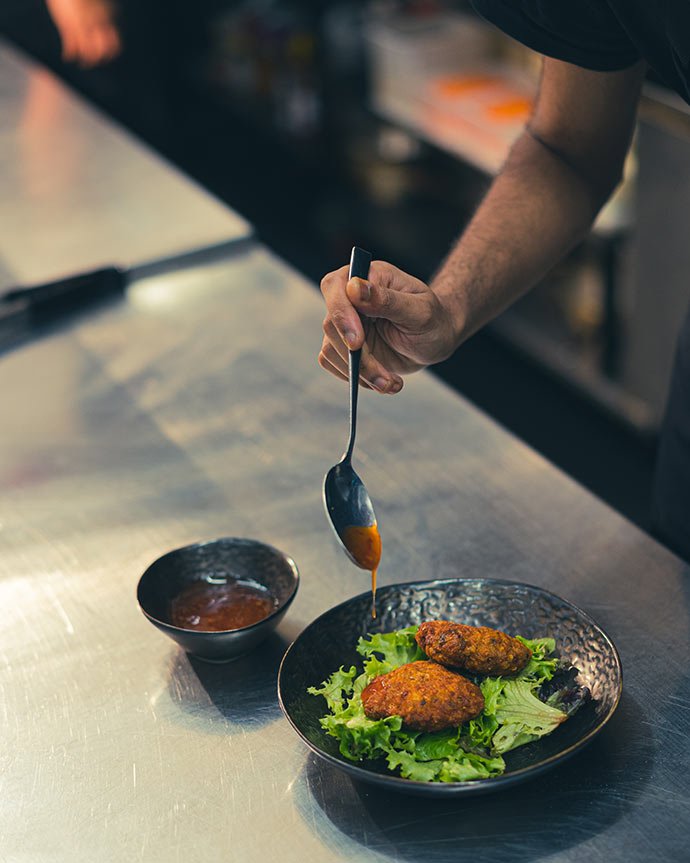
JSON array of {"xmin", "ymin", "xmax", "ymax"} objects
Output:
[
  {"xmin": 419, "ymin": 296, "xmax": 437, "ymax": 330},
  {"xmin": 328, "ymin": 310, "xmax": 348, "ymax": 334},
  {"xmin": 369, "ymin": 260, "xmax": 392, "ymax": 282},
  {"xmin": 320, "ymin": 265, "xmax": 349, "ymax": 297},
  {"xmin": 319, "ymin": 273, "xmax": 334, "ymax": 296},
  {"xmin": 322, "ymin": 315, "xmax": 343, "ymax": 341}
]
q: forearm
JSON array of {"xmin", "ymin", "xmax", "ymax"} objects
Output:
[
  {"xmin": 432, "ymin": 127, "xmax": 614, "ymax": 347},
  {"xmin": 318, "ymin": 60, "xmax": 643, "ymax": 391}
]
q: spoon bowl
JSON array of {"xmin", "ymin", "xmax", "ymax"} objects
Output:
[{"xmin": 323, "ymin": 461, "xmax": 377, "ymax": 568}]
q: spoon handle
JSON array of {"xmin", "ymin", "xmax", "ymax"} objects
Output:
[{"xmin": 344, "ymin": 246, "xmax": 372, "ymax": 463}]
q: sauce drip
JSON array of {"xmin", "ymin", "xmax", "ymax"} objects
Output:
[
  {"xmin": 342, "ymin": 523, "xmax": 382, "ymax": 618},
  {"xmin": 170, "ymin": 579, "xmax": 275, "ymax": 631}
]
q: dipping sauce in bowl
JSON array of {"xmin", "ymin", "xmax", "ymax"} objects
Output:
[
  {"xmin": 137, "ymin": 537, "xmax": 299, "ymax": 662},
  {"xmin": 170, "ymin": 579, "xmax": 276, "ymax": 631}
]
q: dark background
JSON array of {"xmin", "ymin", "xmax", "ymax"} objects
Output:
[{"xmin": 0, "ymin": 0, "xmax": 659, "ymax": 537}]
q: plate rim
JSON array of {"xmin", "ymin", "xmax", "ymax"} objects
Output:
[{"xmin": 277, "ymin": 577, "xmax": 623, "ymax": 794}]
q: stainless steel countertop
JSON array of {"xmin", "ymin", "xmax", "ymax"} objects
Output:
[
  {"xmin": 0, "ymin": 40, "xmax": 251, "ymax": 292},
  {"xmin": 1, "ymin": 245, "xmax": 688, "ymax": 862}
]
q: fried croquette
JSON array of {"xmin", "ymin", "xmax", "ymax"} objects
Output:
[
  {"xmin": 361, "ymin": 660, "xmax": 484, "ymax": 732},
  {"xmin": 416, "ymin": 620, "xmax": 532, "ymax": 676}
]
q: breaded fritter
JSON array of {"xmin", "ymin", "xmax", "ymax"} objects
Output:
[
  {"xmin": 416, "ymin": 620, "xmax": 532, "ymax": 676},
  {"xmin": 361, "ymin": 660, "xmax": 484, "ymax": 732}
]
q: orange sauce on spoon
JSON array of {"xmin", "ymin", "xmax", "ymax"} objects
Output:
[{"xmin": 342, "ymin": 523, "xmax": 382, "ymax": 618}]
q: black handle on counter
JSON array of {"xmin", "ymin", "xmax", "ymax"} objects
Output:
[
  {"xmin": 0, "ymin": 266, "xmax": 126, "ymax": 354},
  {"xmin": 1, "ymin": 267, "xmax": 126, "ymax": 324}
]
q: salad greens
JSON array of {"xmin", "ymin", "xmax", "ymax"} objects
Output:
[{"xmin": 308, "ymin": 626, "xmax": 579, "ymax": 783}]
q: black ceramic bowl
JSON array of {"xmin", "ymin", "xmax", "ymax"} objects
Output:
[
  {"xmin": 137, "ymin": 537, "xmax": 299, "ymax": 662},
  {"xmin": 278, "ymin": 578, "xmax": 622, "ymax": 796}
]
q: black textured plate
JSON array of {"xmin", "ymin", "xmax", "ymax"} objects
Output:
[{"xmin": 277, "ymin": 578, "xmax": 622, "ymax": 796}]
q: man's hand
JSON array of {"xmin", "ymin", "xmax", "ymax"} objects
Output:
[
  {"xmin": 318, "ymin": 260, "xmax": 459, "ymax": 393},
  {"xmin": 319, "ymin": 60, "xmax": 646, "ymax": 396},
  {"xmin": 45, "ymin": 0, "xmax": 121, "ymax": 67}
]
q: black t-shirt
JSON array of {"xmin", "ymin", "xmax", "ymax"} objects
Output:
[{"xmin": 472, "ymin": 0, "xmax": 690, "ymax": 104}]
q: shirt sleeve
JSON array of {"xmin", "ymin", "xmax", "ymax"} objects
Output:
[{"xmin": 471, "ymin": 0, "xmax": 640, "ymax": 71}]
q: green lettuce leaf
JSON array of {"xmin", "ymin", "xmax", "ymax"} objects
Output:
[
  {"xmin": 321, "ymin": 709, "xmax": 403, "ymax": 760},
  {"xmin": 307, "ymin": 665, "xmax": 357, "ymax": 713},
  {"xmin": 386, "ymin": 749, "xmax": 445, "ymax": 782},
  {"xmin": 410, "ymin": 729, "xmax": 461, "ymax": 761},
  {"xmin": 463, "ymin": 676, "xmax": 504, "ymax": 749},
  {"xmin": 466, "ymin": 712, "xmax": 499, "ymax": 750},
  {"xmin": 439, "ymin": 752, "xmax": 505, "ymax": 782},
  {"xmin": 387, "ymin": 747, "xmax": 505, "ymax": 783},
  {"xmin": 491, "ymin": 679, "xmax": 568, "ymax": 754},
  {"xmin": 516, "ymin": 636, "xmax": 560, "ymax": 685},
  {"xmin": 356, "ymin": 626, "xmax": 424, "ymax": 674},
  {"xmin": 361, "ymin": 654, "xmax": 392, "ymax": 681},
  {"xmin": 480, "ymin": 676, "xmax": 506, "ymax": 713}
]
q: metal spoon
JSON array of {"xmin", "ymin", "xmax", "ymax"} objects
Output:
[{"xmin": 323, "ymin": 246, "xmax": 378, "ymax": 568}]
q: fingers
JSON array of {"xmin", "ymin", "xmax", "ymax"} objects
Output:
[
  {"xmin": 346, "ymin": 269, "xmax": 434, "ymax": 332},
  {"xmin": 51, "ymin": 10, "xmax": 121, "ymax": 67},
  {"xmin": 320, "ymin": 259, "xmax": 419, "ymax": 393},
  {"xmin": 100, "ymin": 25, "xmax": 121, "ymax": 62},
  {"xmin": 317, "ymin": 347, "xmax": 349, "ymax": 385},
  {"xmin": 318, "ymin": 335, "xmax": 402, "ymax": 394},
  {"xmin": 77, "ymin": 23, "xmax": 121, "ymax": 66},
  {"xmin": 320, "ymin": 319, "xmax": 378, "ymax": 388},
  {"xmin": 318, "ymin": 337, "xmax": 372, "ymax": 388},
  {"xmin": 86, "ymin": 27, "xmax": 108, "ymax": 66},
  {"xmin": 60, "ymin": 26, "xmax": 78, "ymax": 62},
  {"xmin": 322, "ymin": 263, "xmax": 420, "ymax": 352},
  {"xmin": 78, "ymin": 27, "xmax": 103, "ymax": 67},
  {"xmin": 318, "ymin": 353, "xmax": 377, "ymax": 390},
  {"xmin": 320, "ymin": 266, "xmax": 365, "ymax": 351}
]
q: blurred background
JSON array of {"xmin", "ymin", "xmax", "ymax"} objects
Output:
[{"xmin": 4, "ymin": 0, "xmax": 690, "ymax": 535}]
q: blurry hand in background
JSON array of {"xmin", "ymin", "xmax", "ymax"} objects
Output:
[{"xmin": 45, "ymin": 0, "xmax": 121, "ymax": 67}]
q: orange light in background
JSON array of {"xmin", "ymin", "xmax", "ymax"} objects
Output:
[
  {"xmin": 486, "ymin": 97, "xmax": 533, "ymax": 121},
  {"xmin": 434, "ymin": 75, "xmax": 502, "ymax": 97}
]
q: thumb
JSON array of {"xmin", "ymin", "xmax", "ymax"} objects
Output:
[{"xmin": 346, "ymin": 277, "xmax": 432, "ymax": 331}]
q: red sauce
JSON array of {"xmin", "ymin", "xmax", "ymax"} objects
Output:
[
  {"xmin": 170, "ymin": 580, "xmax": 275, "ymax": 631},
  {"xmin": 342, "ymin": 524, "xmax": 382, "ymax": 619}
]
